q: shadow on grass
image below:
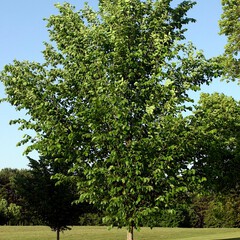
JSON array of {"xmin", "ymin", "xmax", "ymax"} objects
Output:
[{"xmin": 217, "ymin": 238, "xmax": 240, "ymax": 240}]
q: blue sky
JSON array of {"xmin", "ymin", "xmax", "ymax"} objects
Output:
[{"xmin": 0, "ymin": 0, "xmax": 239, "ymax": 169}]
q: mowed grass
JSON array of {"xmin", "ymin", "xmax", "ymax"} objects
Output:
[{"xmin": 1, "ymin": 226, "xmax": 240, "ymax": 240}]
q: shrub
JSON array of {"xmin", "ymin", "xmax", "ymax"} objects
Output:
[
  {"xmin": 204, "ymin": 194, "xmax": 240, "ymax": 228},
  {"xmin": 79, "ymin": 213, "xmax": 104, "ymax": 226}
]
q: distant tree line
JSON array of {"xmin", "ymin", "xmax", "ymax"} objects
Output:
[
  {"xmin": 1, "ymin": 166, "xmax": 240, "ymax": 228},
  {"xmin": 0, "ymin": 162, "xmax": 102, "ymax": 227}
]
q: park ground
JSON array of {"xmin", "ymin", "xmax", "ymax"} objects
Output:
[{"xmin": 0, "ymin": 226, "xmax": 240, "ymax": 240}]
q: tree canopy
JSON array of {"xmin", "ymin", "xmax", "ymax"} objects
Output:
[
  {"xmin": 219, "ymin": 0, "xmax": 240, "ymax": 80},
  {"xmin": 189, "ymin": 93, "xmax": 240, "ymax": 193},
  {"xmin": 0, "ymin": 1, "xmax": 221, "ymax": 239}
]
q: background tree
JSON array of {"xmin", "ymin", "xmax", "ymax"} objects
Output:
[
  {"xmin": 189, "ymin": 92, "xmax": 240, "ymax": 192},
  {"xmin": 0, "ymin": 168, "xmax": 19, "ymax": 204},
  {"xmin": 0, "ymin": 168, "xmax": 22, "ymax": 225},
  {"xmin": 219, "ymin": 0, "xmax": 240, "ymax": 80},
  {"xmin": 14, "ymin": 157, "xmax": 83, "ymax": 240},
  {"xmin": 0, "ymin": 1, "xmax": 220, "ymax": 239},
  {"xmin": 0, "ymin": 199, "xmax": 9, "ymax": 225}
]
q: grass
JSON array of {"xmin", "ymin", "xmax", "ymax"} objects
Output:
[{"xmin": 1, "ymin": 226, "xmax": 240, "ymax": 240}]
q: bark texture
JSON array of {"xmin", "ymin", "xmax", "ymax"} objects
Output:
[{"xmin": 127, "ymin": 226, "xmax": 134, "ymax": 240}]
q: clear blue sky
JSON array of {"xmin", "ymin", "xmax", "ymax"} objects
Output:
[{"xmin": 0, "ymin": 0, "xmax": 239, "ymax": 169}]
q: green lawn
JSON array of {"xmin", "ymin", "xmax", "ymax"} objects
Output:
[{"xmin": 1, "ymin": 226, "xmax": 240, "ymax": 240}]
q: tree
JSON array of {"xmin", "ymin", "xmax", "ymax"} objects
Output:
[
  {"xmin": 1, "ymin": 1, "xmax": 220, "ymax": 239},
  {"xmin": 189, "ymin": 93, "xmax": 240, "ymax": 192},
  {"xmin": 219, "ymin": 0, "xmax": 240, "ymax": 80},
  {"xmin": 14, "ymin": 157, "xmax": 83, "ymax": 240},
  {"xmin": 0, "ymin": 199, "xmax": 8, "ymax": 225},
  {"xmin": 0, "ymin": 168, "xmax": 20, "ymax": 204},
  {"xmin": 0, "ymin": 198, "xmax": 21, "ymax": 225},
  {"xmin": 0, "ymin": 168, "xmax": 23, "ymax": 225}
]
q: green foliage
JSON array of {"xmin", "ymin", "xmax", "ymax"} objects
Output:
[
  {"xmin": 0, "ymin": 199, "xmax": 8, "ymax": 225},
  {"xmin": 219, "ymin": 0, "xmax": 240, "ymax": 80},
  {"xmin": 14, "ymin": 157, "xmax": 83, "ymax": 234},
  {"xmin": 0, "ymin": 198, "xmax": 21, "ymax": 225},
  {"xmin": 189, "ymin": 93, "xmax": 240, "ymax": 192},
  {"xmin": 158, "ymin": 210, "xmax": 183, "ymax": 228},
  {"xmin": 204, "ymin": 193, "xmax": 240, "ymax": 228},
  {"xmin": 79, "ymin": 213, "xmax": 104, "ymax": 226},
  {"xmin": 0, "ymin": 168, "xmax": 20, "ymax": 204},
  {"xmin": 0, "ymin": 169, "xmax": 24, "ymax": 225},
  {"xmin": 143, "ymin": 207, "xmax": 189, "ymax": 228},
  {"xmin": 0, "ymin": 0, "xmax": 221, "ymax": 235},
  {"xmin": 186, "ymin": 195, "xmax": 211, "ymax": 228},
  {"xmin": 204, "ymin": 199, "xmax": 233, "ymax": 228},
  {"xmin": 6, "ymin": 203, "xmax": 21, "ymax": 225}
]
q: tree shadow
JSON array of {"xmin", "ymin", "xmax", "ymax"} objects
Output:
[{"xmin": 216, "ymin": 238, "xmax": 240, "ymax": 240}]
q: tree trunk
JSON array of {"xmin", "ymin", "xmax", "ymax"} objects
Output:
[
  {"xmin": 56, "ymin": 228, "xmax": 60, "ymax": 240},
  {"xmin": 127, "ymin": 225, "xmax": 134, "ymax": 240}
]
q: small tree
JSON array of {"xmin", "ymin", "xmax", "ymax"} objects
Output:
[
  {"xmin": 0, "ymin": 199, "xmax": 8, "ymax": 225},
  {"xmin": 0, "ymin": 198, "xmax": 21, "ymax": 225},
  {"xmin": 15, "ymin": 157, "xmax": 82, "ymax": 240},
  {"xmin": 1, "ymin": 1, "xmax": 220, "ymax": 239}
]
